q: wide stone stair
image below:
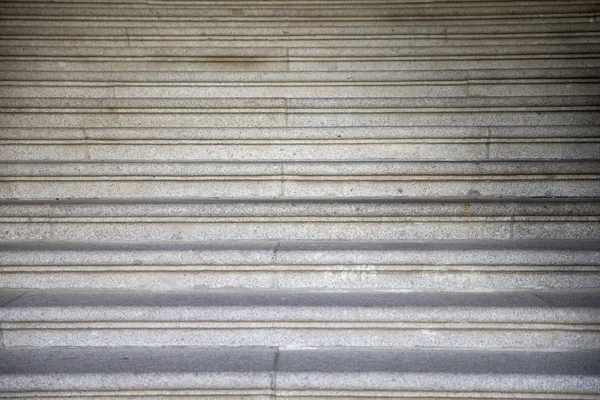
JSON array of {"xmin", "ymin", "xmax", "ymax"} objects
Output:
[{"xmin": 1, "ymin": 0, "xmax": 599, "ymax": 398}]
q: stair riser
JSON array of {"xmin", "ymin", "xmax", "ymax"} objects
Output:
[
  {"xmin": 2, "ymin": 142, "xmax": 598, "ymax": 161},
  {"xmin": 3, "ymin": 22, "xmax": 599, "ymax": 36},
  {"xmin": 2, "ymin": 13, "xmax": 594, "ymax": 26},
  {"xmin": 2, "ymin": 347, "xmax": 599, "ymax": 398},
  {"xmin": 3, "ymin": 220, "xmax": 599, "ymax": 241},
  {"xmin": 5, "ymin": 59, "xmax": 599, "ymax": 72},
  {"xmin": 2, "ymin": 328, "xmax": 597, "ymax": 350},
  {"xmin": 3, "ymin": 241, "xmax": 598, "ymax": 290},
  {"xmin": 7, "ymin": 36, "xmax": 600, "ymax": 48},
  {"xmin": 3, "ymin": 84, "xmax": 599, "ymax": 98},
  {"xmin": 2, "ymin": 180, "xmax": 598, "ymax": 198},
  {"xmin": 3, "ymin": 3, "xmax": 599, "ymax": 18},
  {"xmin": 2, "ymin": 126, "xmax": 596, "ymax": 140},
  {"xmin": 4, "ymin": 270, "xmax": 600, "ymax": 291}
]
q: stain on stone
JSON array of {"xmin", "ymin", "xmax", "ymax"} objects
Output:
[{"xmin": 463, "ymin": 203, "xmax": 471, "ymax": 215}]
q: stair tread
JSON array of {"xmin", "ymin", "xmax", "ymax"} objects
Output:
[
  {"xmin": 3, "ymin": 238, "xmax": 600, "ymax": 252},
  {"xmin": 1, "ymin": 347, "xmax": 599, "ymax": 395},
  {"xmin": 2, "ymin": 289, "xmax": 599, "ymax": 316},
  {"xmin": 1, "ymin": 238, "xmax": 598, "ymax": 291}
]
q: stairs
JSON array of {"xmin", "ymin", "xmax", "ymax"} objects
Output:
[{"xmin": 1, "ymin": 0, "xmax": 599, "ymax": 398}]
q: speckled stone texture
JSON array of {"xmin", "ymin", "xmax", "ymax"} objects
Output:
[
  {"xmin": 1, "ymin": 347, "xmax": 599, "ymax": 397},
  {"xmin": 1, "ymin": 290, "xmax": 598, "ymax": 349},
  {"xmin": 0, "ymin": 0, "xmax": 599, "ymax": 397}
]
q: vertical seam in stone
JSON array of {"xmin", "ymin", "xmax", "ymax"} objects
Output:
[
  {"xmin": 270, "ymin": 347, "xmax": 280, "ymax": 393},
  {"xmin": 279, "ymin": 162, "xmax": 285, "ymax": 197},
  {"xmin": 284, "ymin": 98, "xmax": 289, "ymax": 128},
  {"xmin": 509, "ymin": 201, "xmax": 516, "ymax": 239},
  {"xmin": 125, "ymin": 28, "xmax": 131, "ymax": 48},
  {"xmin": 282, "ymin": 97, "xmax": 288, "ymax": 198},
  {"xmin": 486, "ymin": 126, "xmax": 491, "ymax": 159},
  {"xmin": 83, "ymin": 128, "xmax": 91, "ymax": 160},
  {"xmin": 272, "ymin": 241, "xmax": 281, "ymax": 289}
]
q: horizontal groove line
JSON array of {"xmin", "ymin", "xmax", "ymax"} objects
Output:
[
  {"xmin": 1, "ymin": 13, "xmax": 599, "ymax": 24},
  {"xmin": 3, "ymin": 33, "xmax": 600, "ymax": 39},
  {"xmin": 4, "ymin": 0, "xmax": 598, "ymax": 4},
  {"xmin": 3, "ymin": 263, "xmax": 598, "ymax": 268},
  {"xmin": 0, "ymin": 217, "xmax": 600, "ymax": 220},
  {"xmin": 4, "ymin": 266, "xmax": 599, "ymax": 272},
  {"xmin": 1, "ymin": 107, "xmax": 597, "ymax": 111},
  {"xmin": 2, "ymin": 176, "xmax": 597, "ymax": 181},
  {"xmin": 4, "ymin": 139, "xmax": 598, "ymax": 144},
  {"xmin": 3, "ymin": 2, "xmax": 597, "ymax": 9},
  {"xmin": 3, "ymin": 324, "xmax": 596, "ymax": 330},
  {"xmin": 3, "ymin": 55, "xmax": 597, "ymax": 62},
  {"xmin": 3, "ymin": 79, "xmax": 598, "ymax": 85}
]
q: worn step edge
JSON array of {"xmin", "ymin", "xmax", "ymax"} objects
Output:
[
  {"xmin": 0, "ymin": 290, "xmax": 598, "ymax": 349},
  {"xmin": 2, "ymin": 14, "xmax": 594, "ymax": 28},
  {"xmin": 2, "ymin": 6, "xmax": 598, "ymax": 20},
  {"xmin": 3, "ymin": 43, "xmax": 599, "ymax": 57},
  {"xmin": 1, "ymin": 111, "xmax": 598, "ymax": 130},
  {"xmin": 1, "ymin": 126, "xmax": 595, "ymax": 140},
  {"xmin": 3, "ymin": 82, "xmax": 597, "ymax": 99},
  {"xmin": 5, "ymin": 58, "xmax": 599, "ymax": 72},
  {"xmin": 2, "ymin": 197, "xmax": 597, "ymax": 216},
  {"xmin": 0, "ymin": 347, "xmax": 598, "ymax": 397},
  {"xmin": 1, "ymin": 160, "xmax": 598, "ymax": 198},
  {"xmin": 0, "ymin": 198, "xmax": 598, "ymax": 241},
  {"xmin": 2, "ymin": 95, "xmax": 598, "ymax": 106},
  {"xmin": 3, "ymin": 22, "xmax": 599, "ymax": 35},
  {"xmin": 4, "ymin": 36, "xmax": 599, "ymax": 48},
  {"xmin": 2, "ymin": 5, "xmax": 599, "ymax": 19},
  {"xmin": 1, "ymin": 238, "xmax": 599, "ymax": 291},
  {"xmin": 1, "ymin": 160, "xmax": 597, "ymax": 177},
  {"xmin": 5, "ymin": 68, "xmax": 600, "ymax": 81},
  {"xmin": 4, "ymin": 139, "xmax": 599, "ymax": 161},
  {"xmin": 1, "ymin": 289, "xmax": 597, "ymax": 323},
  {"xmin": 1, "ymin": 239, "xmax": 598, "ymax": 291},
  {"xmin": 2, "ymin": 239, "xmax": 597, "ymax": 266}
]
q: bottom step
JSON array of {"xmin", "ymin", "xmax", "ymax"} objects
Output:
[{"xmin": 1, "ymin": 347, "xmax": 598, "ymax": 399}]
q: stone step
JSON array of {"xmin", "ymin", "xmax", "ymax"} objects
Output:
[
  {"xmin": 4, "ymin": 69, "xmax": 600, "ymax": 82},
  {"xmin": 1, "ymin": 105, "xmax": 597, "ymax": 126},
  {"xmin": 3, "ymin": 126, "xmax": 596, "ymax": 140},
  {"xmin": 1, "ymin": 239, "xmax": 598, "ymax": 291},
  {"xmin": 3, "ymin": 135, "xmax": 597, "ymax": 161},
  {"xmin": 3, "ymin": 2, "xmax": 599, "ymax": 19},
  {"xmin": 0, "ymin": 23, "xmax": 599, "ymax": 40},
  {"xmin": 2, "ymin": 14, "xmax": 595, "ymax": 29},
  {"xmin": 1, "ymin": 198, "xmax": 598, "ymax": 241},
  {"xmin": 3, "ymin": 57, "xmax": 600, "ymax": 72},
  {"xmin": 2, "ymin": 22, "xmax": 599, "ymax": 36},
  {"xmin": 1, "ymin": 161, "xmax": 598, "ymax": 198},
  {"xmin": 2, "ymin": 1, "xmax": 598, "ymax": 18},
  {"xmin": 1, "ymin": 347, "xmax": 598, "ymax": 398},
  {"xmin": 1, "ymin": 96, "xmax": 596, "ymax": 133},
  {"xmin": 3, "ymin": 81, "xmax": 597, "ymax": 98},
  {"xmin": 4, "ymin": 35, "xmax": 600, "ymax": 48},
  {"xmin": 0, "ymin": 289, "xmax": 598, "ymax": 349},
  {"xmin": 3, "ymin": 43, "xmax": 599, "ymax": 58}
]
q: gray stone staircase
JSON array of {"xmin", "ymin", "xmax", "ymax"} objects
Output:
[{"xmin": 1, "ymin": 0, "xmax": 599, "ymax": 398}]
